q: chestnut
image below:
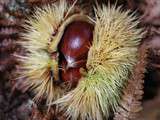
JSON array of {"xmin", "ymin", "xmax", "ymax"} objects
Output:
[{"xmin": 59, "ymin": 21, "xmax": 94, "ymax": 86}]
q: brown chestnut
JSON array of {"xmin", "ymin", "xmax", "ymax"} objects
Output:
[{"xmin": 59, "ymin": 21, "xmax": 94, "ymax": 86}]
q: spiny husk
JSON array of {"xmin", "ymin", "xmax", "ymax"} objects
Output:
[
  {"xmin": 18, "ymin": 0, "xmax": 94, "ymax": 107},
  {"xmin": 21, "ymin": 0, "xmax": 68, "ymax": 52},
  {"xmin": 53, "ymin": 5, "xmax": 144, "ymax": 120},
  {"xmin": 17, "ymin": 0, "xmax": 70, "ymax": 105}
]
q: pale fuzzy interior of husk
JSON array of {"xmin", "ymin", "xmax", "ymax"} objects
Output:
[
  {"xmin": 17, "ymin": 0, "xmax": 70, "ymax": 105},
  {"xmin": 53, "ymin": 5, "xmax": 143, "ymax": 120}
]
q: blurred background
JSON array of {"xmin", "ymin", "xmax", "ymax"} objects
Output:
[{"xmin": 0, "ymin": 0, "xmax": 160, "ymax": 120}]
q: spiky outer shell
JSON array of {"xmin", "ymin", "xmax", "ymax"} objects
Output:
[
  {"xmin": 18, "ymin": 1, "xmax": 143, "ymax": 120},
  {"xmin": 18, "ymin": 0, "xmax": 71, "ymax": 105},
  {"xmin": 18, "ymin": 0, "xmax": 93, "ymax": 107},
  {"xmin": 53, "ymin": 5, "xmax": 143, "ymax": 120}
]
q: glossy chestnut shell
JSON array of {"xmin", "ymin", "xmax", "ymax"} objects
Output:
[{"xmin": 59, "ymin": 21, "xmax": 94, "ymax": 86}]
